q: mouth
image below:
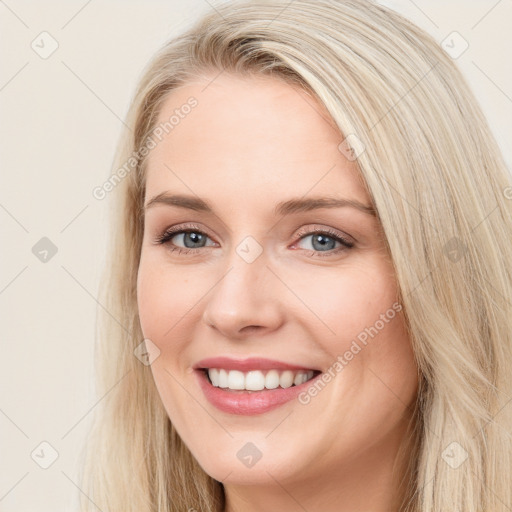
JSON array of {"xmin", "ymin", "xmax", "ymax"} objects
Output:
[
  {"xmin": 192, "ymin": 356, "xmax": 324, "ymax": 414},
  {"xmin": 195, "ymin": 366, "xmax": 324, "ymax": 415},
  {"xmin": 199, "ymin": 367, "xmax": 322, "ymax": 393}
]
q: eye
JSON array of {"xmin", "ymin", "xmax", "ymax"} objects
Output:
[
  {"xmin": 153, "ymin": 223, "xmax": 355, "ymax": 258},
  {"xmin": 292, "ymin": 227, "xmax": 354, "ymax": 257},
  {"xmin": 153, "ymin": 223, "xmax": 216, "ymax": 255}
]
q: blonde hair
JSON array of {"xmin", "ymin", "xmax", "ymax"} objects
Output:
[{"xmin": 80, "ymin": 1, "xmax": 512, "ymax": 510}]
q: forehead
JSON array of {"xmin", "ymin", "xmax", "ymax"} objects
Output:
[{"xmin": 144, "ymin": 73, "xmax": 369, "ymax": 208}]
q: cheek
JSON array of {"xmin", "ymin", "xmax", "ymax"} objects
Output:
[
  {"xmin": 136, "ymin": 258, "xmax": 202, "ymax": 424},
  {"xmin": 136, "ymin": 256, "xmax": 201, "ymax": 341},
  {"xmin": 137, "ymin": 268, "xmax": 169, "ymax": 341},
  {"xmin": 290, "ymin": 258, "xmax": 399, "ymax": 345},
  {"xmin": 294, "ymin": 257, "xmax": 417, "ymax": 398}
]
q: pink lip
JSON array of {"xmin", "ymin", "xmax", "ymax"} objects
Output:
[
  {"xmin": 194, "ymin": 368, "xmax": 323, "ymax": 415},
  {"xmin": 194, "ymin": 356, "xmax": 319, "ymax": 372}
]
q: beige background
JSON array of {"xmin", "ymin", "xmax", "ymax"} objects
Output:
[{"xmin": 0, "ymin": 1, "xmax": 511, "ymax": 511}]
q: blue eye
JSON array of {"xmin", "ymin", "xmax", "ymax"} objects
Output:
[
  {"xmin": 292, "ymin": 228, "xmax": 354, "ymax": 258},
  {"xmin": 154, "ymin": 224, "xmax": 354, "ymax": 257},
  {"xmin": 167, "ymin": 231, "xmax": 209, "ymax": 249},
  {"xmin": 154, "ymin": 224, "xmax": 215, "ymax": 254}
]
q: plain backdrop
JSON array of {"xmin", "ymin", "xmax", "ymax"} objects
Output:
[{"xmin": 0, "ymin": 1, "xmax": 511, "ymax": 511}]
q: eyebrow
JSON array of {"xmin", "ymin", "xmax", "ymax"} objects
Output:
[{"xmin": 143, "ymin": 193, "xmax": 376, "ymax": 217}]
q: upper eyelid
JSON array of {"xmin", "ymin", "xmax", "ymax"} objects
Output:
[{"xmin": 295, "ymin": 224, "xmax": 354, "ymax": 243}]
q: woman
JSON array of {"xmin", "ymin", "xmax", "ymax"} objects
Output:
[{"xmin": 81, "ymin": 1, "xmax": 512, "ymax": 511}]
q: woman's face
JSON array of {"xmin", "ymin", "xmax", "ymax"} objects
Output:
[{"xmin": 137, "ymin": 73, "xmax": 418, "ymax": 493}]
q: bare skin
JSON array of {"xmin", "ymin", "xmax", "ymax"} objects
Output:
[{"xmin": 137, "ymin": 72, "xmax": 419, "ymax": 512}]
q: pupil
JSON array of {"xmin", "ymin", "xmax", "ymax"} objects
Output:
[
  {"xmin": 185, "ymin": 232, "xmax": 204, "ymax": 248},
  {"xmin": 313, "ymin": 234, "xmax": 335, "ymax": 251}
]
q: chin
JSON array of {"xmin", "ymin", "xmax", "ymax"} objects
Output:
[{"xmin": 191, "ymin": 445, "xmax": 300, "ymax": 485}]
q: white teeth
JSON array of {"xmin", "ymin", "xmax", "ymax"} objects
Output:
[
  {"xmin": 207, "ymin": 368, "xmax": 316, "ymax": 391},
  {"xmin": 228, "ymin": 370, "xmax": 245, "ymax": 390},
  {"xmin": 265, "ymin": 369, "xmax": 280, "ymax": 389},
  {"xmin": 218, "ymin": 369, "xmax": 229, "ymax": 388},
  {"xmin": 294, "ymin": 372, "xmax": 308, "ymax": 386},
  {"xmin": 279, "ymin": 370, "xmax": 294, "ymax": 389},
  {"xmin": 209, "ymin": 368, "xmax": 219, "ymax": 386},
  {"xmin": 245, "ymin": 370, "xmax": 265, "ymax": 391}
]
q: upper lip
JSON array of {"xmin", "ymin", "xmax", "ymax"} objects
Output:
[{"xmin": 194, "ymin": 356, "xmax": 321, "ymax": 372}]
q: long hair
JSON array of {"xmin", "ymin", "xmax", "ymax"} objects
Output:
[{"xmin": 80, "ymin": 1, "xmax": 512, "ymax": 510}]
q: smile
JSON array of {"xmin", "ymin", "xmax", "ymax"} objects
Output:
[
  {"xmin": 204, "ymin": 368, "xmax": 319, "ymax": 391},
  {"xmin": 195, "ymin": 368, "xmax": 323, "ymax": 415}
]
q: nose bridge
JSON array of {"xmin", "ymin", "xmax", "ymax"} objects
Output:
[{"xmin": 202, "ymin": 236, "xmax": 282, "ymax": 336}]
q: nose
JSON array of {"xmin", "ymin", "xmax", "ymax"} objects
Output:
[{"xmin": 201, "ymin": 246, "xmax": 284, "ymax": 339}]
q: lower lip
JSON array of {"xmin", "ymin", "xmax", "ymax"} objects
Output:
[{"xmin": 195, "ymin": 369, "xmax": 322, "ymax": 415}]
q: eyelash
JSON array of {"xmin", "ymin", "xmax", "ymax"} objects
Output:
[{"xmin": 153, "ymin": 223, "xmax": 354, "ymax": 258}]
